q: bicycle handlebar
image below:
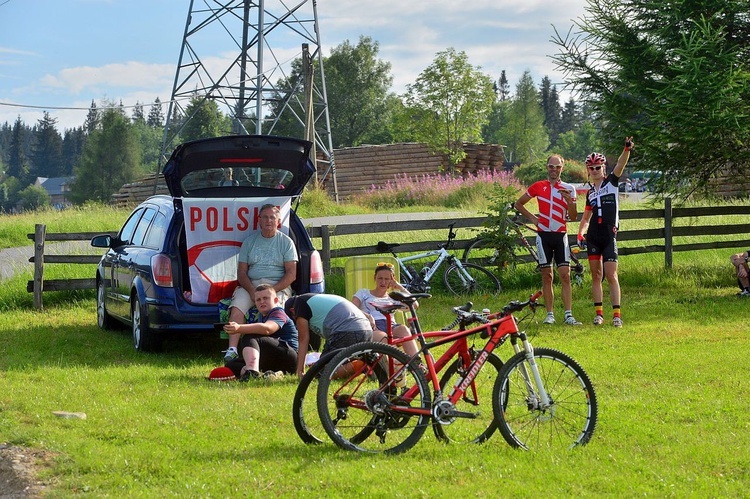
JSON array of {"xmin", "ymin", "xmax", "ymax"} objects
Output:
[
  {"xmin": 442, "ymin": 291, "xmax": 543, "ymax": 331},
  {"xmin": 498, "ymin": 290, "xmax": 543, "ymax": 316}
]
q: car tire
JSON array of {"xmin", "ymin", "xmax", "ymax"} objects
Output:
[
  {"xmin": 96, "ymin": 278, "xmax": 111, "ymax": 329},
  {"xmin": 131, "ymin": 293, "xmax": 160, "ymax": 352}
]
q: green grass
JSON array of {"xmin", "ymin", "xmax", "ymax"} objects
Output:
[
  {"xmin": 0, "ymin": 204, "xmax": 133, "ymax": 249},
  {"xmin": 1, "ymin": 246, "xmax": 750, "ymax": 496},
  {"xmin": 2, "ymin": 198, "xmax": 750, "ymax": 496}
]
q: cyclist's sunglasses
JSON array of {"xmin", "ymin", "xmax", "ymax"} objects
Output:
[
  {"xmin": 375, "ymin": 262, "xmax": 394, "ymax": 270},
  {"xmin": 587, "ymin": 166, "xmax": 603, "ymax": 171}
]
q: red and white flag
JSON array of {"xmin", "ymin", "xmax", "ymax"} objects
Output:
[{"xmin": 182, "ymin": 197, "xmax": 292, "ymax": 303}]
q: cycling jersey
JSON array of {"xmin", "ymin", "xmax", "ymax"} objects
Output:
[
  {"xmin": 525, "ymin": 179, "xmax": 577, "ymax": 233},
  {"xmin": 584, "ymin": 173, "xmax": 621, "ymax": 231}
]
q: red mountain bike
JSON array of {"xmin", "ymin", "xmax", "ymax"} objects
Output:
[
  {"xmin": 293, "ymin": 292, "xmax": 503, "ymax": 446},
  {"xmin": 315, "ymin": 291, "xmax": 598, "ymax": 453}
]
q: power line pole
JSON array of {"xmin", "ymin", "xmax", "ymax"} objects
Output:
[{"xmin": 156, "ymin": 0, "xmax": 337, "ymax": 200}]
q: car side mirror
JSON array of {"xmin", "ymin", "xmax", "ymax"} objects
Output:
[{"xmin": 90, "ymin": 234, "xmax": 112, "ymax": 248}]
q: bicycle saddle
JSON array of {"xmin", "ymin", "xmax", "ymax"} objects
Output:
[
  {"xmin": 377, "ymin": 241, "xmax": 399, "ymax": 252},
  {"xmin": 371, "ymin": 302, "xmax": 405, "ymax": 315},
  {"xmin": 389, "ymin": 290, "xmax": 431, "ymax": 304}
]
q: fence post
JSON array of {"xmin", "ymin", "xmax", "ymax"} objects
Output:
[
  {"xmin": 321, "ymin": 225, "xmax": 331, "ymax": 274},
  {"xmin": 664, "ymin": 197, "xmax": 673, "ymax": 268},
  {"xmin": 33, "ymin": 224, "xmax": 46, "ymax": 310}
]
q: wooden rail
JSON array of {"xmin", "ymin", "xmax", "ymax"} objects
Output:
[
  {"xmin": 26, "ymin": 225, "xmax": 117, "ymax": 309},
  {"xmin": 306, "ymin": 200, "xmax": 750, "ymax": 272},
  {"xmin": 26, "ymin": 201, "xmax": 750, "ymax": 308}
]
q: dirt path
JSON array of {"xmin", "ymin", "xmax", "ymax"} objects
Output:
[{"xmin": 0, "ymin": 444, "xmax": 53, "ymax": 497}]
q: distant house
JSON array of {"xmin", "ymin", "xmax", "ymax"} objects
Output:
[{"xmin": 35, "ymin": 176, "xmax": 74, "ymax": 207}]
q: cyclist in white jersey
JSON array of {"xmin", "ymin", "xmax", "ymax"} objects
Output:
[
  {"xmin": 577, "ymin": 137, "xmax": 634, "ymax": 327},
  {"xmin": 515, "ymin": 154, "xmax": 581, "ymax": 326}
]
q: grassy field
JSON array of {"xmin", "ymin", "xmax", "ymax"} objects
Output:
[
  {"xmin": 1, "ymin": 200, "xmax": 749, "ymax": 496},
  {"xmin": 1, "ymin": 247, "xmax": 749, "ymax": 496}
]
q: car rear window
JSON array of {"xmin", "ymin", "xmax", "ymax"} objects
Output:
[{"xmin": 181, "ymin": 166, "xmax": 293, "ymax": 194}]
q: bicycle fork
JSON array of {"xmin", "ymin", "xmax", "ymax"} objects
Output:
[{"xmin": 511, "ymin": 332, "xmax": 552, "ymax": 411}]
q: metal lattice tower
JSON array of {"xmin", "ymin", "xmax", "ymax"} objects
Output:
[{"xmin": 159, "ymin": 0, "xmax": 337, "ymax": 199}]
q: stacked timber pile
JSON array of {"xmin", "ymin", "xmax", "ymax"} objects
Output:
[
  {"xmin": 321, "ymin": 142, "xmax": 506, "ymax": 200},
  {"xmin": 454, "ymin": 143, "xmax": 505, "ymax": 175},
  {"xmin": 111, "ymin": 142, "xmax": 507, "ymax": 205},
  {"xmin": 710, "ymin": 166, "xmax": 750, "ymax": 198},
  {"xmin": 320, "ymin": 143, "xmax": 443, "ymax": 199},
  {"xmin": 111, "ymin": 173, "xmax": 169, "ymax": 207}
]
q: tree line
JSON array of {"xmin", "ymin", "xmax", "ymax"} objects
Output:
[
  {"xmin": 2, "ymin": 0, "xmax": 747, "ymax": 209},
  {"xmin": 0, "ymin": 39, "xmax": 595, "ymax": 212}
]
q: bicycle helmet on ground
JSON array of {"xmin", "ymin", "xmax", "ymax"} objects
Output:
[{"xmin": 585, "ymin": 152, "xmax": 606, "ymax": 166}]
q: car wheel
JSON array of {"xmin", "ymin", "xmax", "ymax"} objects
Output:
[
  {"xmin": 96, "ymin": 279, "xmax": 111, "ymax": 329},
  {"xmin": 131, "ymin": 294, "xmax": 159, "ymax": 352}
]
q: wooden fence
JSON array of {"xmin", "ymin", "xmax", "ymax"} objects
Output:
[
  {"xmin": 26, "ymin": 201, "xmax": 750, "ymax": 308},
  {"xmin": 26, "ymin": 225, "xmax": 117, "ymax": 309},
  {"xmin": 307, "ymin": 200, "xmax": 750, "ymax": 272}
]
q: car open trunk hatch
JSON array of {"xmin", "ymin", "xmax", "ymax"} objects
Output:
[{"xmin": 163, "ymin": 135, "xmax": 315, "ymax": 199}]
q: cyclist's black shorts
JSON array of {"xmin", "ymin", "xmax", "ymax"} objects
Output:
[
  {"xmin": 535, "ymin": 231, "xmax": 570, "ymax": 268},
  {"xmin": 586, "ymin": 226, "xmax": 618, "ymax": 263}
]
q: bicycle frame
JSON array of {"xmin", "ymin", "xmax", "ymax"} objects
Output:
[
  {"xmin": 366, "ymin": 292, "xmax": 546, "ymax": 418},
  {"xmin": 396, "ymin": 247, "xmax": 451, "ymax": 284},
  {"xmin": 371, "ymin": 299, "xmax": 497, "ymax": 415},
  {"xmin": 508, "ymin": 216, "xmax": 539, "ymax": 265}
]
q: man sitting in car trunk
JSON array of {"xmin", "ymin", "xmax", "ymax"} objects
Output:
[{"xmin": 223, "ymin": 203, "xmax": 298, "ymax": 362}]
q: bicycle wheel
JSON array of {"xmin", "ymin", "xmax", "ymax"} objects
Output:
[
  {"xmin": 443, "ymin": 262, "xmax": 501, "ymax": 295},
  {"xmin": 292, "ymin": 351, "xmax": 339, "ymax": 445},
  {"xmin": 316, "ymin": 342, "xmax": 431, "ymax": 454},
  {"xmin": 492, "ymin": 347, "xmax": 598, "ymax": 450},
  {"xmin": 432, "ymin": 352, "xmax": 503, "ymax": 444},
  {"xmin": 462, "ymin": 238, "xmax": 500, "ymax": 267}
]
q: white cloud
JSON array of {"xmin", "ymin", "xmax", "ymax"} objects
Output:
[
  {"xmin": 38, "ymin": 61, "xmax": 173, "ymax": 95},
  {"xmin": 0, "ymin": 0, "xmax": 590, "ymax": 131}
]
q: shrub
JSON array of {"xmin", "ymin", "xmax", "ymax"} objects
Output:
[
  {"xmin": 512, "ymin": 158, "xmax": 588, "ymax": 186},
  {"xmin": 353, "ymin": 169, "xmax": 523, "ymax": 210}
]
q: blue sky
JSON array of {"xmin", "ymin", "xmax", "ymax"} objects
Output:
[{"xmin": 0, "ymin": 0, "xmax": 587, "ymax": 131}]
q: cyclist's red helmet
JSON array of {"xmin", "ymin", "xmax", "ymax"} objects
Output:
[{"xmin": 585, "ymin": 152, "xmax": 606, "ymax": 166}]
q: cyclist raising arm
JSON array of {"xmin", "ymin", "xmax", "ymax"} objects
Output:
[{"xmin": 577, "ymin": 137, "xmax": 634, "ymax": 327}]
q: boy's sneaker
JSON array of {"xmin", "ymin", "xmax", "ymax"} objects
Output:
[
  {"xmin": 593, "ymin": 315, "xmax": 604, "ymax": 326},
  {"xmin": 612, "ymin": 316, "xmax": 623, "ymax": 328},
  {"xmin": 542, "ymin": 313, "xmax": 556, "ymax": 325},
  {"xmin": 261, "ymin": 370, "xmax": 285, "ymax": 381},
  {"xmin": 564, "ymin": 315, "xmax": 582, "ymax": 325},
  {"xmin": 223, "ymin": 348, "xmax": 239, "ymax": 363},
  {"xmin": 239, "ymin": 369, "xmax": 260, "ymax": 382},
  {"xmin": 737, "ymin": 289, "xmax": 750, "ymax": 297}
]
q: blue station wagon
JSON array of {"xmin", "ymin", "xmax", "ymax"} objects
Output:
[{"xmin": 91, "ymin": 135, "xmax": 325, "ymax": 351}]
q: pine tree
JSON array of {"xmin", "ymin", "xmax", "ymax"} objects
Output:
[
  {"xmin": 497, "ymin": 71, "xmax": 510, "ymax": 101},
  {"xmin": 70, "ymin": 108, "xmax": 142, "ymax": 203},
  {"xmin": 84, "ymin": 100, "xmax": 99, "ymax": 135},
  {"xmin": 147, "ymin": 98, "xmax": 165, "ymax": 128},
  {"xmin": 32, "ymin": 112, "xmax": 64, "ymax": 178},
  {"xmin": 8, "ymin": 116, "xmax": 31, "ymax": 183},
  {"xmin": 132, "ymin": 102, "xmax": 146, "ymax": 124}
]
